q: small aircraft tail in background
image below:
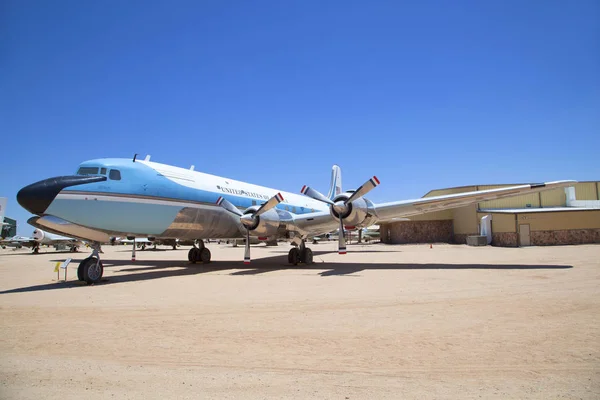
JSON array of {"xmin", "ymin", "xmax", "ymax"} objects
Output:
[{"xmin": 326, "ymin": 165, "xmax": 342, "ymax": 201}]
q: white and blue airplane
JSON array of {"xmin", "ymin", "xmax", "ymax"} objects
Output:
[
  {"xmin": 0, "ymin": 228, "xmax": 81, "ymax": 253},
  {"xmin": 16, "ymin": 155, "xmax": 575, "ymax": 284}
]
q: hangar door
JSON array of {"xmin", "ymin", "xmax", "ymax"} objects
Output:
[{"xmin": 519, "ymin": 224, "xmax": 531, "ymax": 246}]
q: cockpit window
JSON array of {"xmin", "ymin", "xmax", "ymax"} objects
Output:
[
  {"xmin": 109, "ymin": 169, "xmax": 121, "ymax": 180},
  {"xmin": 77, "ymin": 167, "xmax": 99, "ymax": 175},
  {"xmin": 100, "ymin": 167, "xmax": 107, "ymax": 175}
]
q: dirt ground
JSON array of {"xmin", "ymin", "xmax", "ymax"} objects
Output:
[{"xmin": 0, "ymin": 241, "xmax": 598, "ymax": 399}]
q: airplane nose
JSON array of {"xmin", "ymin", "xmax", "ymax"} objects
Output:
[{"xmin": 17, "ymin": 175, "xmax": 107, "ymax": 215}]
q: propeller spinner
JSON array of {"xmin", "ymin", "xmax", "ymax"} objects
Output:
[
  {"xmin": 216, "ymin": 193, "xmax": 284, "ymax": 264},
  {"xmin": 301, "ymin": 176, "xmax": 380, "ymax": 254}
]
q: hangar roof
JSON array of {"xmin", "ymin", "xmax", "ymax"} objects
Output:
[{"xmin": 479, "ymin": 207, "xmax": 600, "ymax": 214}]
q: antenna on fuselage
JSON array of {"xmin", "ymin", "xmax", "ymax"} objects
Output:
[
  {"xmin": 133, "ymin": 153, "xmax": 138, "ymax": 162},
  {"xmin": 144, "ymin": 155, "xmax": 151, "ymax": 161}
]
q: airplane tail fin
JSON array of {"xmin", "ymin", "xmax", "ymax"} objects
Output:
[{"xmin": 326, "ymin": 165, "xmax": 342, "ymax": 200}]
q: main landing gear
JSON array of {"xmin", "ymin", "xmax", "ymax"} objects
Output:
[
  {"xmin": 188, "ymin": 240, "xmax": 211, "ymax": 264},
  {"xmin": 288, "ymin": 240, "xmax": 313, "ymax": 266},
  {"xmin": 77, "ymin": 243, "xmax": 104, "ymax": 284}
]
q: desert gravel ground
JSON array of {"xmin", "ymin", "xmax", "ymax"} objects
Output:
[{"xmin": 0, "ymin": 241, "xmax": 598, "ymax": 399}]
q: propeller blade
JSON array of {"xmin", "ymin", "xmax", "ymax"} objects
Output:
[
  {"xmin": 338, "ymin": 218, "xmax": 346, "ymax": 254},
  {"xmin": 254, "ymin": 192, "xmax": 284, "ymax": 216},
  {"xmin": 216, "ymin": 196, "xmax": 243, "ymax": 217},
  {"xmin": 345, "ymin": 176, "xmax": 380, "ymax": 204},
  {"xmin": 244, "ymin": 230, "xmax": 251, "ymax": 264},
  {"xmin": 300, "ymin": 185, "xmax": 335, "ymax": 205},
  {"xmin": 338, "ymin": 217, "xmax": 346, "ymax": 254}
]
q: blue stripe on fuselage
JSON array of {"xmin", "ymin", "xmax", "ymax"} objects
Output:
[{"xmin": 66, "ymin": 158, "xmax": 317, "ymax": 213}]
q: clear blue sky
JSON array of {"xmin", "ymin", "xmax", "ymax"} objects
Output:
[{"xmin": 1, "ymin": 0, "xmax": 598, "ymax": 235}]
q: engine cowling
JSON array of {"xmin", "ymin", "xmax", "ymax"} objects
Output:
[
  {"xmin": 32, "ymin": 228, "xmax": 45, "ymax": 242},
  {"xmin": 242, "ymin": 207, "xmax": 281, "ymax": 237},
  {"xmin": 330, "ymin": 193, "xmax": 378, "ymax": 228}
]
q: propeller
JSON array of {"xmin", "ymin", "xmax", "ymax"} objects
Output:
[
  {"xmin": 216, "ymin": 193, "xmax": 284, "ymax": 264},
  {"xmin": 301, "ymin": 176, "xmax": 380, "ymax": 255}
]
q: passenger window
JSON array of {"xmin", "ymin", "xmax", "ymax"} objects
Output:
[
  {"xmin": 100, "ymin": 168, "xmax": 107, "ymax": 175},
  {"xmin": 252, "ymin": 200, "xmax": 256, "ymax": 206},
  {"xmin": 77, "ymin": 167, "xmax": 99, "ymax": 175},
  {"xmin": 292, "ymin": 207, "xmax": 297, "ymax": 213},
  {"xmin": 109, "ymin": 170, "xmax": 121, "ymax": 180}
]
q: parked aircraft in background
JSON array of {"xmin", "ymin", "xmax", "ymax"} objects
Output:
[
  {"xmin": 1, "ymin": 235, "xmax": 32, "ymax": 249},
  {"xmin": 115, "ymin": 237, "xmax": 179, "ymax": 250},
  {"xmin": 16, "ymin": 155, "xmax": 575, "ymax": 284},
  {"xmin": 0, "ymin": 228, "xmax": 81, "ymax": 253}
]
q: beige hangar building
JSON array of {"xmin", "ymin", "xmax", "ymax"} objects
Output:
[{"xmin": 379, "ymin": 181, "xmax": 600, "ymax": 247}]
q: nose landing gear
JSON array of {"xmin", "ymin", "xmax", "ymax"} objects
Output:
[{"xmin": 77, "ymin": 244, "xmax": 104, "ymax": 284}]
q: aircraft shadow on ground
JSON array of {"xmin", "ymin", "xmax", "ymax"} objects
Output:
[{"xmin": 0, "ymin": 252, "xmax": 573, "ymax": 294}]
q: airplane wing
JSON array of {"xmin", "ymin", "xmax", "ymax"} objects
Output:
[
  {"xmin": 294, "ymin": 180, "xmax": 577, "ymax": 239},
  {"xmin": 0, "ymin": 236, "xmax": 36, "ymax": 248},
  {"xmin": 373, "ymin": 180, "xmax": 576, "ymax": 222}
]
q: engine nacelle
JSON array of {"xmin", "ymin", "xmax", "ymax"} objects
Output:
[
  {"xmin": 32, "ymin": 228, "xmax": 44, "ymax": 242},
  {"xmin": 330, "ymin": 193, "xmax": 378, "ymax": 228},
  {"xmin": 242, "ymin": 207, "xmax": 281, "ymax": 237}
]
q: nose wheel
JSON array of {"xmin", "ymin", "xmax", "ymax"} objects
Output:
[{"xmin": 77, "ymin": 245, "xmax": 104, "ymax": 284}]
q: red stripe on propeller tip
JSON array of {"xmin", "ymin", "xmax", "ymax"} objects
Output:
[
  {"xmin": 276, "ymin": 193, "xmax": 284, "ymax": 202},
  {"xmin": 301, "ymin": 185, "xmax": 307, "ymax": 194},
  {"xmin": 216, "ymin": 197, "xmax": 223, "ymax": 205},
  {"xmin": 373, "ymin": 176, "xmax": 380, "ymax": 185}
]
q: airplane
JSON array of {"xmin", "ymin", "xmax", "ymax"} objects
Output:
[
  {"xmin": 0, "ymin": 228, "xmax": 81, "ymax": 253},
  {"xmin": 1, "ymin": 235, "xmax": 31, "ymax": 249},
  {"xmin": 116, "ymin": 236, "xmax": 179, "ymax": 250},
  {"xmin": 15, "ymin": 154, "xmax": 575, "ymax": 284}
]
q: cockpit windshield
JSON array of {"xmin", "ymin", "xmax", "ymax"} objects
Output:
[
  {"xmin": 77, "ymin": 165, "xmax": 122, "ymax": 180},
  {"xmin": 77, "ymin": 167, "xmax": 99, "ymax": 175}
]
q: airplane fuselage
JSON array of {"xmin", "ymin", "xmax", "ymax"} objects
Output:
[{"xmin": 19, "ymin": 158, "xmax": 334, "ymax": 241}]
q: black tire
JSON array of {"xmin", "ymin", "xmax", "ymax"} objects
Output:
[
  {"xmin": 82, "ymin": 257, "xmax": 103, "ymax": 284},
  {"xmin": 301, "ymin": 248, "xmax": 313, "ymax": 265},
  {"xmin": 188, "ymin": 248, "xmax": 198, "ymax": 263},
  {"xmin": 288, "ymin": 248, "xmax": 300, "ymax": 265},
  {"xmin": 199, "ymin": 248, "xmax": 211, "ymax": 263},
  {"xmin": 77, "ymin": 257, "xmax": 89, "ymax": 281}
]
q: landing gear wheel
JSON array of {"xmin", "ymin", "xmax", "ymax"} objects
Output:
[
  {"xmin": 199, "ymin": 248, "xmax": 211, "ymax": 263},
  {"xmin": 288, "ymin": 248, "xmax": 301, "ymax": 265},
  {"xmin": 301, "ymin": 248, "xmax": 313, "ymax": 265},
  {"xmin": 188, "ymin": 248, "xmax": 199, "ymax": 263},
  {"xmin": 77, "ymin": 258, "xmax": 87, "ymax": 281},
  {"xmin": 79, "ymin": 257, "xmax": 103, "ymax": 284}
]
